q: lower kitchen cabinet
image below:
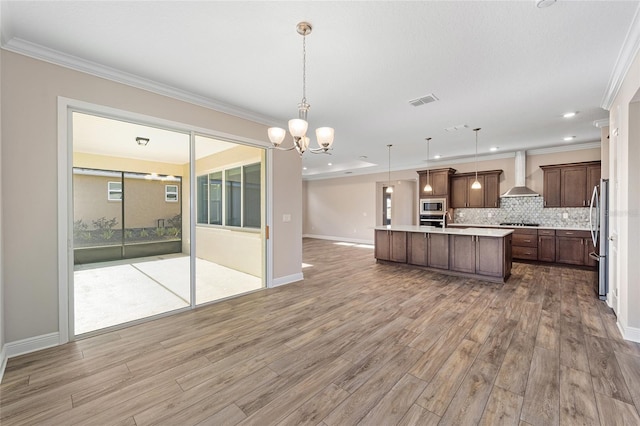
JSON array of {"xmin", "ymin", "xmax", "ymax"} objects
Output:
[
  {"xmin": 555, "ymin": 230, "xmax": 591, "ymax": 266},
  {"xmin": 538, "ymin": 231, "xmax": 556, "ymax": 262},
  {"xmin": 408, "ymin": 232, "xmax": 449, "ymax": 269},
  {"xmin": 449, "ymin": 235, "xmax": 476, "ymax": 273},
  {"xmin": 375, "ymin": 229, "xmax": 407, "ymax": 263},
  {"xmin": 512, "ymin": 229, "xmax": 538, "ymax": 261}
]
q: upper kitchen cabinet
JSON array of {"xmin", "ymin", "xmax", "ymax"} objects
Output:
[
  {"xmin": 417, "ymin": 168, "xmax": 456, "ymax": 198},
  {"xmin": 540, "ymin": 161, "xmax": 601, "ymax": 208},
  {"xmin": 450, "ymin": 170, "xmax": 503, "ymax": 208}
]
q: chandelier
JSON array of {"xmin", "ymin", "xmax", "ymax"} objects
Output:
[{"xmin": 267, "ymin": 22, "xmax": 335, "ymax": 155}]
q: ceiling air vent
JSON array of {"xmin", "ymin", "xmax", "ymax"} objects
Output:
[{"xmin": 409, "ymin": 93, "xmax": 439, "ymax": 107}]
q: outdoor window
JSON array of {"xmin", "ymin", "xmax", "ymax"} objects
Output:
[
  {"xmin": 107, "ymin": 181, "xmax": 122, "ymax": 201},
  {"xmin": 165, "ymin": 185, "xmax": 179, "ymax": 202},
  {"xmin": 197, "ymin": 163, "xmax": 261, "ymax": 229}
]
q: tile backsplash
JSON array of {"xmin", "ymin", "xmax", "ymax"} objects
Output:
[{"xmin": 452, "ymin": 196, "xmax": 590, "ymax": 228}]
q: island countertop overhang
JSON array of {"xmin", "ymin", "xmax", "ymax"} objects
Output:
[{"xmin": 374, "ymin": 225, "xmax": 514, "ymax": 238}]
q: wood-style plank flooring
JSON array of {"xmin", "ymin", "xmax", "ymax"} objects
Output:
[{"xmin": 2, "ymin": 238, "xmax": 640, "ymax": 425}]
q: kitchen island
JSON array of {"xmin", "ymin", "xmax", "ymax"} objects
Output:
[{"xmin": 374, "ymin": 225, "xmax": 513, "ymax": 283}]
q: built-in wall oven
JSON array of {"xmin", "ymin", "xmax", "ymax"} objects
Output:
[{"xmin": 419, "ymin": 198, "xmax": 447, "ymax": 227}]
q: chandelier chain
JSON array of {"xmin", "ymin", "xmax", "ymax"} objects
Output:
[{"xmin": 302, "ymin": 34, "xmax": 307, "ymax": 104}]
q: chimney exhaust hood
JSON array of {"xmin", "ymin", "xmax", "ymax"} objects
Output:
[{"xmin": 501, "ymin": 151, "xmax": 540, "ymax": 197}]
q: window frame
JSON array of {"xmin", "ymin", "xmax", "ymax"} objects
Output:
[
  {"xmin": 107, "ymin": 181, "xmax": 122, "ymax": 201},
  {"xmin": 165, "ymin": 184, "xmax": 179, "ymax": 203},
  {"xmin": 196, "ymin": 161, "xmax": 261, "ymax": 230}
]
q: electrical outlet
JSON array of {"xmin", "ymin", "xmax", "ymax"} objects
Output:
[
  {"xmin": 488, "ymin": 212, "xmax": 493, "ymax": 218},
  {"xmin": 562, "ymin": 212, "xmax": 569, "ymax": 219},
  {"xmin": 282, "ymin": 214, "xmax": 291, "ymax": 222}
]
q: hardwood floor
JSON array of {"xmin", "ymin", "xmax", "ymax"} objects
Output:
[{"xmin": 2, "ymin": 238, "xmax": 640, "ymax": 425}]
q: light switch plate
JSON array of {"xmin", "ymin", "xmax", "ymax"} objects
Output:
[{"xmin": 283, "ymin": 214, "xmax": 291, "ymax": 222}]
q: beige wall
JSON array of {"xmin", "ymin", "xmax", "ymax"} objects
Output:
[
  {"xmin": 303, "ymin": 147, "xmax": 601, "ymax": 243},
  {"xmin": 1, "ymin": 50, "xmax": 301, "ymax": 343},
  {"xmin": 73, "ymin": 174, "xmax": 182, "ymax": 230},
  {"xmin": 609, "ymin": 46, "xmax": 640, "ymax": 336}
]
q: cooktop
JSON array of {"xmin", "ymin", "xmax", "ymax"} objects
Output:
[{"xmin": 499, "ymin": 222, "xmax": 540, "ymax": 227}]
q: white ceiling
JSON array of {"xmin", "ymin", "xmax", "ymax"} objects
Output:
[{"xmin": 3, "ymin": 1, "xmax": 639, "ymax": 179}]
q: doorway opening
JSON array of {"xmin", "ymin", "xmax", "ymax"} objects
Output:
[{"xmin": 70, "ymin": 111, "xmax": 266, "ymax": 336}]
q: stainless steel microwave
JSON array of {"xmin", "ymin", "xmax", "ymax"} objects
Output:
[{"xmin": 419, "ymin": 198, "xmax": 447, "ymax": 215}]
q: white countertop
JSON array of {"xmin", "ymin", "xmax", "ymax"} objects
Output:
[
  {"xmin": 447, "ymin": 223, "xmax": 590, "ymax": 231},
  {"xmin": 374, "ymin": 225, "xmax": 514, "ymax": 237}
]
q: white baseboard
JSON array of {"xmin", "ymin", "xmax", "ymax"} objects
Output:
[
  {"xmin": 271, "ymin": 272, "xmax": 304, "ymax": 288},
  {"xmin": 0, "ymin": 344, "xmax": 7, "ymax": 384},
  {"xmin": 617, "ymin": 320, "xmax": 640, "ymax": 343},
  {"xmin": 5, "ymin": 332, "xmax": 61, "ymax": 358},
  {"xmin": 303, "ymin": 234, "xmax": 374, "ymax": 245}
]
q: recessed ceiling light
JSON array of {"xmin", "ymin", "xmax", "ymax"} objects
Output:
[
  {"xmin": 563, "ymin": 112, "xmax": 577, "ymax": 118},
  {"xmin": 490, "ymin": 147, "xmax": 498, "ymax": 152},
  {"xmin": 303, "ymin": 166, "xmax": 307, "ymax": 170},
  {"xmin": 434, "ymin": 154, "xmax": 441, "ymax": 159},
  {"xmin": 359, "ymin": 155, "xmax": 368, "ymax": 160},
  {"xmin": 563, "ymin": 136, "xmax": 575, "ymax": 141},
  {"xmin": 328, "ymin": 163, "xmax": 332, "ymax": 166}
]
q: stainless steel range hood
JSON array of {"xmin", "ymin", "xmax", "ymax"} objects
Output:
[{"xmin": 501, "ymin": 151, "xmax": 540, "ymax": 197}]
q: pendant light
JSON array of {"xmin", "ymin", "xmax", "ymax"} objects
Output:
[
  {"xmin": 423, "ymin": 137, "xmax": 433, "ymax": 192},
  {"xmin": 386, "ymin": 144, "xmax": 394, "ymax": 193},
  {"xmin": 471, "ymin": 128, "xmax": 482, "ymax": 189}
]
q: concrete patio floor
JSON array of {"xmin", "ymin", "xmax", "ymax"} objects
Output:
[{"xmin": 73, "ymin": 254, "xmax": 262, "ymax": 335}]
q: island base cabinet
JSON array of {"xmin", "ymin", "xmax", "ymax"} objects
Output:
[
  {"xmin": 476, "ymin": 236, "xmax": 506, "ymax": 278},
  {"xmin": 449, "ymin": 235, "xmax": 476, "ymax": 274},
  {"xmin": 428, "ymin": 233, "xmax": 450, "ymax": 270},
  {"xmin": 375, "ymin": 229, "xmax": 407, "ymax": 263},
  {"xmin": 408, "ymin": 233, "xmax": 428, "ymax": 266},
  {"xmin": 408, "ymin": 232, "xmax": 450, "ymax": 269},
  {"xmin": 449, "ymin": 234, "xmax": 509, "ymax": 278}
]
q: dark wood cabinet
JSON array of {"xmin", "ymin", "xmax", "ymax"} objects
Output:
[
  {"xmin": 417, "ymin": 168, "xmax": 456, "ymax": 199},
  {"xmin": 484, "ymin": 173, "xmax": 500, "ymax": 208},
  {"xmin": 541, "ymin": 161, "xmax": 600, "ymax": 208},
  {"xmin": 428, "ymin": 233, "xmax": 449, "ymax": 269},
  {"xmin": 450, "ymin": 170, "xmax": 502, "ymax": 208},
  {"xmin": 408, "ymin": 232, "xmax": 449, "ymax": 269},
  {"xmin": 449, "ymin": 234, "xmax": 508, "ymax": 278},
  {"xmin": 537, "ymin": 229, "xmax": 556, "ymax": 262},
  {"xmin": 561, "ymin": 166, "xmax": 588, "ymax": 207},
  {"xmin": 511, "ymin": 228, "xmax": 538, "ymax": 261},
  {"xmin": 543, "ymin": 168, "xmax": 561, "ymax": 207},
  {"xmin": 449, "ymin": 234, "xmax": 476, "ymax": 273},
  {"xmin": 555, "ymin": 230, "xmax": 591, "ymax": 265},
  {"xmin": 450, "ymin": 176, "xmax": 469, "ymax": 208},
  {"xmin": 375, "ymin": 229, "xmax": 406, "ymax": 263}
]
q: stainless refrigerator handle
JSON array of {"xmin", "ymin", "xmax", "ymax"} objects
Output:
[{"xmin": 589, "ymin": 185, "xmax": 599, "ymax": 247}]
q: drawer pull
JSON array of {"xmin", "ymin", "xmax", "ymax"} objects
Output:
[
  {"xmin": 523, "ymin": 239, "xmax": 531, "ymax": 243},
  {"xmin": 565, "ymin": 232, "xmax": 574, "ymax": 235}
]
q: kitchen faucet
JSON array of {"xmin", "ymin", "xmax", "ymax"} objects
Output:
[{"xmin": 442, "ymin": 211, "xmax": 452, "ymax": 228}]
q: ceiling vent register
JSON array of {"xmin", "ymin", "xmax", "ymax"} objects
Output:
[{"xmin": 409, "ymin": 93, "xmax": 439, "ymax": 107}]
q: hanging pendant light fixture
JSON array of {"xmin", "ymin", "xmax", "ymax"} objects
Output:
[
  {"xmin": 386, "ymin": 144, "xmax": 394, "ymax": 194},
  {"xmin": 424, "ymin": 137, "xmax": 433, "ymax": 192},
  {"xmin": 267, "ymin": 22, "xmax": 335, "ymax": 155},
  {"xmin": 471, "ymin": 128, "xmax": 482, "ymax": 189}
]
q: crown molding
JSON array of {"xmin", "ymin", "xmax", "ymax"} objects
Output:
[
  {"xmin": 527, "ymin": 141, "xmax": 600, "ymax": 156},
  {"xmin": 2, "ymin": 37, "xmax": 281, "ymax": 127},
  {"xmin": 601, "ymin": 5, "xmax": 640, "ymax": 110},
  {"xmin": 593, "ymin": 118, "xmax": 609, "ymax": 128}
]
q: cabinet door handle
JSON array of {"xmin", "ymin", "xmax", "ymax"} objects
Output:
[
  {"xmin": 565, "ymin": 232, "xmax": 574, "ymax": 235},
  {"xmin": 495, "ymin": 202, "xmax": 497, "ymax": 207},
  {"xmin": 524, "ymin": 239, "xmax": 531, "ymax": 243},
  {"xmin": 544, "ymin": 200, "xmax": 547, "ymax": 206}
]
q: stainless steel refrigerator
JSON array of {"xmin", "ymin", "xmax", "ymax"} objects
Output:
[{"xmin": 589, "ymin": 178, "xmax": 609, "ymax": 300}]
